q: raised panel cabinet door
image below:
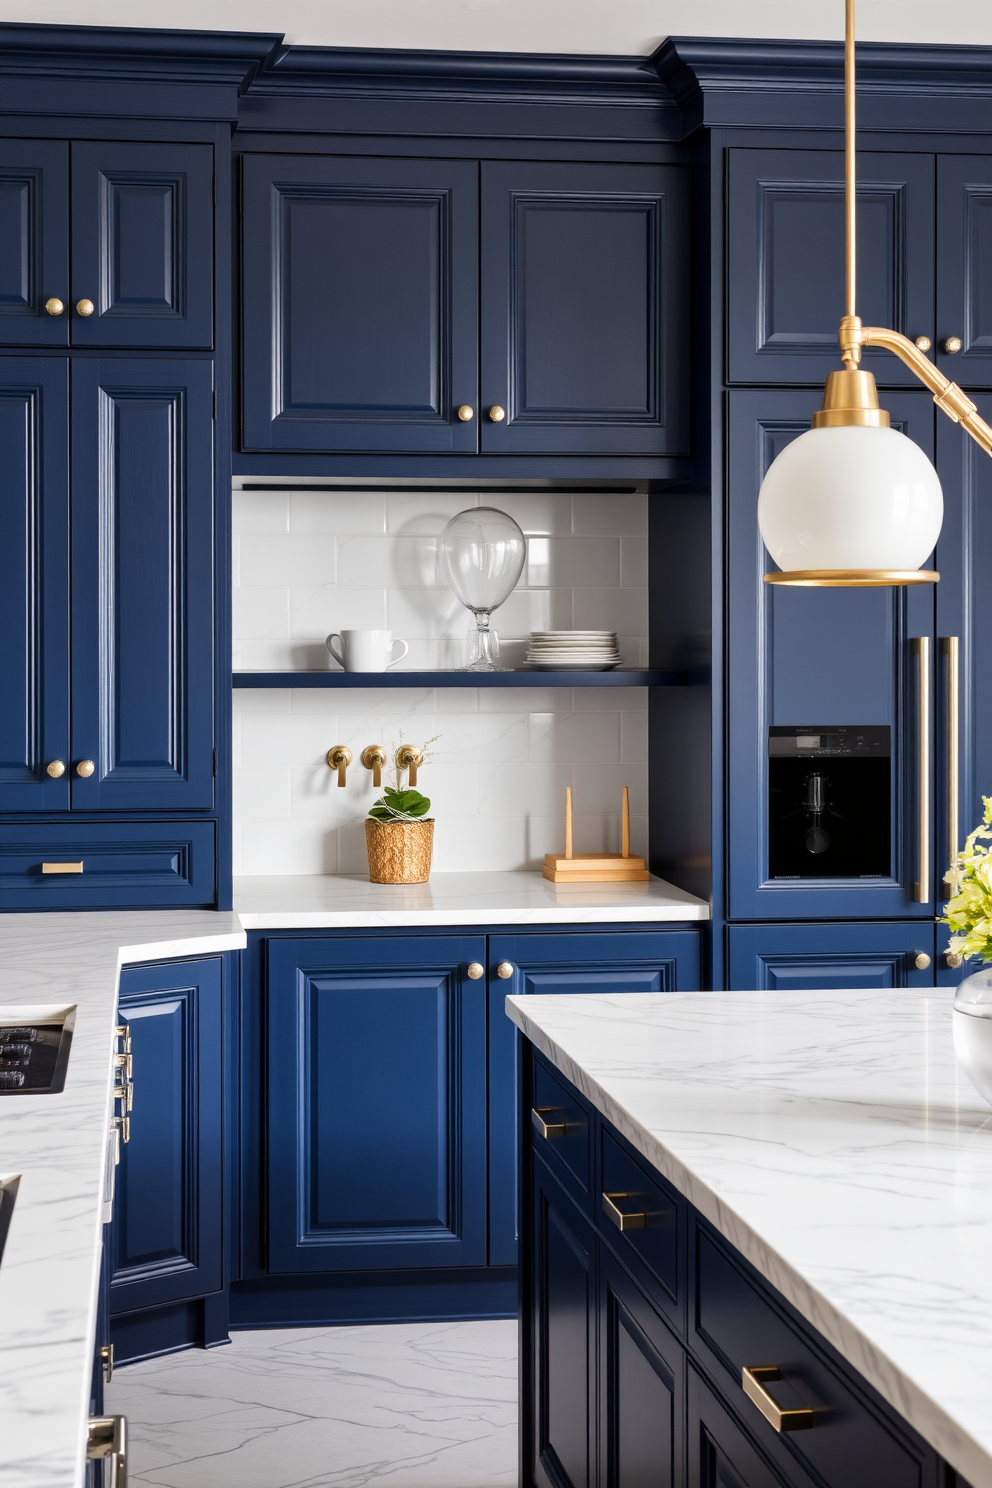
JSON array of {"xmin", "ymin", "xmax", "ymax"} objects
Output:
[
  {"xmin": 598, "ymin": 1247, "xmax": 685, "ymax": 1488},
  {"xmin": 531, "ymin": 1159, "xmax": 597, "ymax": 1488},
  {"xmin": 727, "ymin": 388, "xmax": 936, "ymax": 921},
  {"xmin": 0, "ymin": 358, "xmax": 69, "ymax": 810},
  {"xmin": 937, "ymin": 157, "xmax": 992, "ymax": 383},
  {"xmin": 688, "ymin": 1367, "xmax": 795, "ymax": 1488},
  {"xmin": 69, "ymin": 358, "xmax": 214, "ymax": 811},
  {"xmin": 240, "ymin": 154, "xmax": 478, "ymax": 453},
  {"xmin": 727, "ymin": 923, "xmax": 936, "ymax": 991},
  {"xmin": 481, "ymin": 161, "xmax": 689, "ymax": 454},
  {"xmin": 266, "ymin": 935, "xmax": 488, "ymax": 1272},
  {"xmin": 727, "ymin": 149, "xmax": 935, "ymax": 386},
  {"xmin": 488, "ymin": 931, "xmax": 701, "ymax": 1266},
  {"xmin": 110, "ymin": 956, "xmax": 224, "ymax": 1314},
  {"xmin": 70, "ymin": 142, "xmax": 213, "ymax": 349},
  {"xmin": 0, "ymin": 139, "xmax": 68, "ymax": 346},
  {"xmin": 936, "ymin": 397, "xmax": 992, "ymax": 911}
]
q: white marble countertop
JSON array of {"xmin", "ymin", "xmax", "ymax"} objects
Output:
[
  {"xmin": 232, "ymin": 870, "xmax": 709, "ymax": 926},
  {"xmin": 0, "ymin": 912, "xmax": 245, "ymax": 1488},
  {"xmin": 505, "ymin": 988, "xmax": 992, "ymax": 1488}
]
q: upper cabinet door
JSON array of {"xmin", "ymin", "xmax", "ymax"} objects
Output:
[
  {"xmin": 727, "ymin": 149, "xmax": 934, "ymax": 386},
  {"xmin": 240, "ymin": 154, "xmax": 479, "ymax": 453},
  {"xmin": 69, "ymin": 358, "xmax": 214, "ymax": 811},
  {"xmin": 0, "ymin": 358, "xmax": 69, "ymax": 810},
  {"xmin": 727, "ymin": 387, "xmax": 936, "ymax": 921},
  {"xmin": 0, "ymin": 140, "xmax": 68, "ymax": 347},
  {"xmin": 936, "ymin": 156, "xmax": 992, "ymax": 383},
  {"xmin": 480, "ymin": 161, "xmax": 688, "ymax": 454},
  {"xmin": 70, "ymin": 142, "xmax": 213, "ymax": 349}
]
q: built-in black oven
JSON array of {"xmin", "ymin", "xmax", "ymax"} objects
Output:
[{"xmin": 768, "ymin": 726, "xmax": 890, "ymax": 879}]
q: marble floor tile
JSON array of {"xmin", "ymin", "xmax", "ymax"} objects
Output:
[{"xmin": 105, "ymin": 1319, "xmax": 518, "ymax": 1488}]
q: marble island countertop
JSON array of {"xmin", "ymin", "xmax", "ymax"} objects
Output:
[{"xmin": 505, "ymin": 988, "xmax": 992, "ymax": 1488}]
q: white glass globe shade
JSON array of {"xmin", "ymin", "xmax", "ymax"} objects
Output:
[{"xmin": 757, "ymin": 425, "xmax": 943, "ymax": 573}]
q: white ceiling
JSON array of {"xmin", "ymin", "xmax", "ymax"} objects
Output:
[{"xmin": 3, "ymin": 0, "xmax": 992, "ymax": 55}]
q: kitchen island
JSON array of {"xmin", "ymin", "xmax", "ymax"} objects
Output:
[{"xmin": 507, "ymin": 988, "xmax": 992, "ymax": 1488}]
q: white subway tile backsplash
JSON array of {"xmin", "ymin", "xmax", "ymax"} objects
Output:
[{"xmin": 232, "ymin": 488, "xmax": 649, "ymax": 874}]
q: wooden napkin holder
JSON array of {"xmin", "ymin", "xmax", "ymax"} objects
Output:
[{"xmin": 543, "ymin": 786, "xmax": 649, "ymax": 883}]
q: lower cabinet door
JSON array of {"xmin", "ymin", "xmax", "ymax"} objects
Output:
[
  {"xmin": 689, "ymin": 1367, "xmax": 799, "ymax": 1488},
  {"xmin": 489, "ymin": 930, "xmax": 701, "ymax": 1265},
  {"xmin": 531, "ymin": 1157, "xmax": 597, "ymax": 1488},
  {"xmin": 110, "ymin": 957, "xmax": 224, "ymax": 1315},
  {"xmin": 265, "ymin": 935, "xmax": 488, "ymax": 1272},
  {"xmin": 599, "ymin": 1247, "xmax": 685, "ymax": 1488},
  {"xmin": 727, "ymin": 922, "xmax": 937, "ymax": 991}
]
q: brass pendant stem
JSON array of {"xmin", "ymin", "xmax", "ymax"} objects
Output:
[{"xmin": 845, "ymin": 0, "xmax": 857, "ymax": 330}]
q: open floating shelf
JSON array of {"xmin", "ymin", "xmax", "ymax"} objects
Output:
[{"xmin": 232, "ymin": 668, "xmax": 690, "ymax": 689}]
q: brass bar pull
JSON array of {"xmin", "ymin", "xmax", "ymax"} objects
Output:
[
  {"xmin": 742, "ymin": 1367, "xmax": 815, "ymax": 1433},
  {"xmin": 943, "ymin": 636, "xmax": 960, "ymax": 892},
  {"xmin": 602, "ymin": 1192, "xmax": 647, "ymax": 1231},
  {"xmin": 531, "ymin": 1108, "xmax": 565, "ymax": 1139},
  {"xmin": 87, "ymin": 1415, "xmax": 127, "ymax": 1487},
  {"xmin": 42, "ymin": 862, "xmax": 83, "ymax": 874},
  {"xmin": 913, "ymin": 636, "xmax": 931, "ymax": 903}
]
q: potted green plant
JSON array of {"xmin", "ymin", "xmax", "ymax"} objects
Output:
[{"xmin": 365, "ymin": 783, "xmax": 434, "ymax": 884}]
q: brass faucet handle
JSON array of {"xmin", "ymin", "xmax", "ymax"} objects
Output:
[
  {"xmin": 395, "ymin": 744, "xmax": 423, "ymax": 787},
  {"xmin": 326, "ymin": 745, "xmax": 352, "ymax": 787},
  {"xmin": 361, "ymin": 745, "xmax": 387, "ymax": 789}
]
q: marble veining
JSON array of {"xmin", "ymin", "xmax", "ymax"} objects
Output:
[
  {"xmin": 506, "ymin": 988, "xmax": 992, "ymax": 1488},
  {"xmin": 105, "ymin": 1320, "xmax": 517, "ymax": 1488},
  {"xmin": 233, "ymin": 869, "xmax": 709, "ymax": 926}
]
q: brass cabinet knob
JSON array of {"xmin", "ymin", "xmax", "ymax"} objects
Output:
[
  {"xmin": 76, "ymin": 759, "xmax": 95, "ymax": 778},
  {"xmin": 326, "ymin": 745, "xmax": 352, "ymax": 786},
  {"xmin": 44, "ymin": 297, "xmax": 64, "ymax": 316},
  {"xmin": 45, "ymin": 759, "xmax": 65, "ymax": 778},
  {"xmin": 943, "ymin": 336, "xmax": 963, "ymax": 354},
  {"xmin": 914, "ymin": 335, "xmax": 932, "ymax": 352},
  {"xmin": 466, "ymin": 962, "xmax": 484, "ymax": 980},
  {"xmin": 456, "ymin": 404, "xmax": 474, "ymax": 421},
  {"xmin": 395, "ymin": 744, "xmax": 423, "ymax": 787},
  {"xmin": 946, "ymin": 951, "xmax": 964, "ymax": 969},
  {"xmin": 914, "ymin": 951, "xmax": 932, "ymax": 970},
  {"xmin": 496, "ymin": 961, "xmax": 514, "ymax": 979},
  {"xmin": 76, "ymin": 298, "xmax": 95, "ymax": 317},
  {"xmin": 361, "ymin": 745, "xmax": 387, "ymax": 789},
  {"xmin": 488, "ymin": 405, "xmax": 506, "ymax": 422}
]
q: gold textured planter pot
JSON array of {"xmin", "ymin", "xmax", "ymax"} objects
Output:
[{"xmin": 365, "ymin": 819, "xmax": 435, "ymax": 884}]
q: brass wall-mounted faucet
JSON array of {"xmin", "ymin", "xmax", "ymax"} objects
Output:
[
  {"xmin": 361, "ymin": 745, "xmax": 387, "ymax": 788},
  {"xmin": 326, "ymin": 745, "xmax": 352, "ymax": 786},
  {"xmin": 395, "ymin": 744, "xmax": 423, "ymax": 786}
]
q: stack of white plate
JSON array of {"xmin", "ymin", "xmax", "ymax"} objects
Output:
[{"xmin": 525, "ymin": 630, "xmax": 623, "ymax": 670}]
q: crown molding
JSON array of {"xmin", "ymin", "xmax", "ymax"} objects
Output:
[{"xmin": 0, "ymin": 22, "xmax": 281, "ymax": 90}]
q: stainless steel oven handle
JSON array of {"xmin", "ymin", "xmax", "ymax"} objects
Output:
[{"xmin": 912, "ymin": 637, "xmax": 931, "ymax": 904}]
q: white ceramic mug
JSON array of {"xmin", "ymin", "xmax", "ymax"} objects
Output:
[{"xmin": 325, "ymin": 629, "xmax": 410, "ymax": 672}]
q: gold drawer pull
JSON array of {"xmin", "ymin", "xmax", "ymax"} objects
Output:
[
  {"xmin": 602, "ymin": 1191, "xmax": 647, "ymax": 1231},
  {"xmin": 42, "ymin": 862, "xmax": 83, "ymax": 874},
  {"xmin": 742, "ymin": 1366, "xmax": 815, "ymax": 1433},
  {"xmin": 531, "ymin": 1107, "xmax": 566, "ymax": 1139},
  {"xmin": 87, "ymin": 1414, "xmax": 127, "ymax": 1486}
]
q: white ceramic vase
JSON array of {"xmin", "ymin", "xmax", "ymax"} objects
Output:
[{"xmin": 952, "ymin": 966, "xmax": 992, "ymax": 1105}]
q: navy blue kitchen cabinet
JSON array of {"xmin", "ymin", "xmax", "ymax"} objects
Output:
[
  {"xmin": 0, "ymin": 357, "xmax": 69, "ymax": 811},
  {"xmin": 110, "ymin": 958, "xmax": 224, "ymax": 1330},
  {"xmin": 265, "ymin": 935, "xmax": 489, "ymax": 1272},
  {"xmin": 935, "ymin": 157, "xmax": 992, "ymax": 383},
  {"xmin": 727, "ymin": 149, "xmax": 935, "ymax": 387},
  {"xmin": 70, "ymin": 358, "xmax": 215, "ymax": 812},
  {"xmin": 727, "ymin": 922, "xmax": 937, "ymax": 991},
  {"xmin": 488, "ymin": 930, "xmax": 702, "ymax": 1265},
  {"xmin": 727, "ymin": 387, "xmax": 937, "ymax": 922},
  {"xmin": 0, "ymin": 140, "xmax": 69, "ymax": 347},
  {"xmin": 240, "ymin": 154, "xmax": 479, "ymax": 454},
  {"xmin": 480, "ymin": 161, "xmax": 688, "ymax": 455}
]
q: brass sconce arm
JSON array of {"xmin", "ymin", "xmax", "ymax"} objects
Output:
[{"xmin": 839, "ymin": 315, "xmax": 992, "ymax": 456}]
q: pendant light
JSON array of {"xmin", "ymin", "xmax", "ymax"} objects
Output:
[{"xmin": 757, "ymin": 0, "xmax": 992, "ymax": 588}]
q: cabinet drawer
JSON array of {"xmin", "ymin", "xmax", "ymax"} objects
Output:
[
  {"xmin": 0, "ymin": 821, "xmax": 215, "ymax": 908},
  {"xmin": 694, "ymin": 1226, "xmax": 931, "ymax": 1488},
  {"xmin": 599, "ymin": 1127, "xmax": 682, "ymax": 1320},
  {"xmin": 532, "ymin": 1056, "xmax": 592, "ymax": 1208}
]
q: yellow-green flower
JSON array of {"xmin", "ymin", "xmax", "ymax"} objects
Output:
[{"xmin": 941, "ymin": 796, "xmax": 992, "ymax": 963}]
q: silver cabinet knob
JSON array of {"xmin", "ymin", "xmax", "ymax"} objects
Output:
[
  {"xmin": 946, "ymin": 951, "xmax": 964, "ymax": 969},
  {"xmin": 496, "ymin": 961, "xmax": 514, "ymax": 979},
  {"xmin": 914, "ymin": 951, "xmax": 932, "ymax": 970},
  {"xmin": 76, "ymin": 759, "xmax": 95, "ymax": 778},
  {"xmin": 914, "ymin": 335, "xmax": 932, "ymax": 352},
  {"xmin": 46, "ymin": 759, "xmax": 65, "ymax": 778},
  {"xmin": 943, "ymin": 336, "xmax": 963, "ymax": 354},
  {"xmin": 466, "ymin": 962, "xmax": 484, "ymax": 980}
]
